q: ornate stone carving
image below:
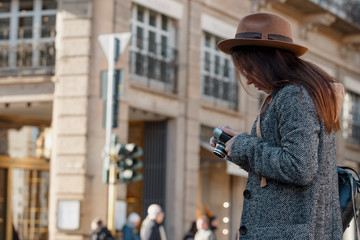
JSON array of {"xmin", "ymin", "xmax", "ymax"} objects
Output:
[
  {"xmin": 299, "ymin": 13, "xmax": 336, "ymax": 39},
  {"xmin": 340, "ymin": 34, "xmax": 360, "ymax": 57}
]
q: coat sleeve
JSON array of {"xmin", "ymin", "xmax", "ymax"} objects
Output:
[{"xmin": 230, "ymin": 85, "xmax": 320, "ymax": 186}]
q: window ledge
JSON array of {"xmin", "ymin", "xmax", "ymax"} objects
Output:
[
  {"xmin": 129, "ymin": 79, "xmax": 178, "ymax": 100},
  {"xmin": 345, "ymin": 140, "xmax": 360, "ymax": 151},
  {"xmin": 0, "ymin": 75, "xmax": 54, "ymax": 85},
  {"xmin": 201, "ymin": 99, "xmax": 243, "ymax": 118}
]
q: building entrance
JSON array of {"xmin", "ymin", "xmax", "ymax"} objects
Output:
[
  {"xmin": 0, "ymin": 126, "xmax": 50, "ymax": 240},
  {"xmin": 0, "ymin": 156, "xmax": 49, "ymax": 240}
]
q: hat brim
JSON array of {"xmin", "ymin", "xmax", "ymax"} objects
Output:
[{"xmin": 217, "ymin": 38, "xmax": 308, "ymax": 57}]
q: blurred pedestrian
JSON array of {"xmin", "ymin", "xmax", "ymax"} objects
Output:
[
  {"xmin": 208, "ymin": 216, "xmax": 218, "ymax": 239},
  {"xmin": 12, "ymin": 224, "xmax": 19, "ymax": 240},
  {"xmin": 140, "ymin": 204, "xmax": 166, "ymax": 240},
  {"xmin": 183, "ymin": 221, "xmax": 197, "ymax": 240},
  {"xmin": 90, "ymin": 217, "xmax": 114, "ymax": 240},
  {"xmin": 194, "ymin": 216, "xmax": 214, "ymax": 240},
  {"xmin": 122, "ymin": 212, "xmax": 141, "ymax": 240}
]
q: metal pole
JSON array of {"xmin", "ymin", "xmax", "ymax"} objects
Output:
[
  {"xmin": 105, "ymin": 36, "xmax": 116, "ymax": 236},
  {"xmin": 107, "ymin": 163, "xmax": 117, "ymax": 236},
  {"xmin": 104, "ymin": 38, "xmax": 115, "ymax": 184}
]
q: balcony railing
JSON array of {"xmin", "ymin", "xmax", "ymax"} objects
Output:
[
  {"xmin": 130, "ymin": 42, "xmax": 178, "ymax": 93},
  {"xmin": 310, "ymin": 0, "xmax": 360, "ymax": 25},
  {"xmin": 0, "ymin": 42, "xmax": 55, "ymax": 76},
  {"xmin": 0, "ymin": 26, "xmax": 56, "ymax": 76}
]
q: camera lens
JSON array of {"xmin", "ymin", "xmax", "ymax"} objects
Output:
[{"xmin": 213, "ymin": 142, "xmax": 227, "ymax": 158}]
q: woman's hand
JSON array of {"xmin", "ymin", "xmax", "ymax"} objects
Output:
[
  {"xmin": 209, "ymin": 126, "xmax": 239, "ymax": 157},
  {"xmin": 222, "ymin": 126, "xmax": 239, "ymax": 158},
  {"xmin": 209, "ymin": 136, "xmax": 217, "ymax": 148}
]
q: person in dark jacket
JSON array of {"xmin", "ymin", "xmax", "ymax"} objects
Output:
[
  {"xmin": 122, "ymin": 212, "xmax": 141, "ymax": 240},
  {"xmin": 208, "ymin": 216, "xmax": 218, "ymax": 239},
  {"xmin": 12, "ymin": 224, "xmax": 19, "ymax": 240},
  {"xmin": 210, "ymin": 12, "xmax": 343, "ymax": 239},
  {"xmin": 183, "ymin": 221, "xmax": 197, "ymax": 240},
  {"xmin": 140, "ymin": 204, "xmax": 166, "ymax": 240},
  {"xmin": 90, "ymin": 217, "xmax": 114, "ymax": 240}
]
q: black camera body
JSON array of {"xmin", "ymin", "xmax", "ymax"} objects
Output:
[{"xmin": 213, "ymin": 127, "xmax": 232, "ymax": 158}]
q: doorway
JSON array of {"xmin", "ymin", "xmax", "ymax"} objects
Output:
[
  {"xmin": 0, "ymin": 156, "xmax": 49, "ymax": 240},
  {"xmin": 0, "ymin": 126, "xmax": 50, "ymax": 240}
]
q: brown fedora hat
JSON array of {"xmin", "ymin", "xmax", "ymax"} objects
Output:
[{"xmin": 217, "ymin": 13, "xmax": 308, "ymax": 56}]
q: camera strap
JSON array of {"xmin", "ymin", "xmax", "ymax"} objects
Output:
[{"xmin": 257, "ymin": 94, "xmax": 272, "ymax": 188}]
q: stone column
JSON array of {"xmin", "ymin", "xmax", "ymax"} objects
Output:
[
  {"xmin": 182, "ymin": 0, "xmax": 202, "ymax": 236},
  {"xmin": 49, "ymin": 1, "xmax": 93, "ymax": 239},
  {"xmin": 85, "ymin": 1, "xmax": 131, "ymax": 239}
]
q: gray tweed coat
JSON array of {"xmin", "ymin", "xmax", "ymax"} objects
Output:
[{"xmin": 230, "ymin": 84, "xmax": 342, "ymax": 239}]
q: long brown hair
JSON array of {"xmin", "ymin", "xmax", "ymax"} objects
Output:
[{"xmin": 231, "ymin": 46, "xmax": 340, "ymax": 133}]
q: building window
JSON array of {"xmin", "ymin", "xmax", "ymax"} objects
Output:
[
  {"xmin": 0, "ymin": 0, "xmax": 57, "ymax": 76},
  {"xmin": 343, "ymin": 91, "xmax": 360, "ymax": 144},
  {"xmin": 201, "ymin": 32, "xmax": 238, "ymax": 110},
  {"xmin": 130, "ymin": 4, "xmax": 177, "ymax": 93}
]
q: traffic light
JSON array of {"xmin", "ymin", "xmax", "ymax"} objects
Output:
[{"xmin": 117, "ymin": 143, "xmax": 143, "ymax": 183}]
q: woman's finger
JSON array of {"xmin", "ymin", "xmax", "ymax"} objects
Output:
[
  {"xmin": 209, "ymin": 137, "xmax": 216, "ymax": 147},
  {"xmin": 225, "ymin": 137, "xmax": 235, "ymax": 157},
  {"xmin": 221, "ymin": 126, "xmax": 239, "ymax": 136}
]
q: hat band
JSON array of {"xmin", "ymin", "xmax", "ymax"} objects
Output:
[{"xmin": 235, "ymin": 32, "xmax": 293, "ymax": 43}]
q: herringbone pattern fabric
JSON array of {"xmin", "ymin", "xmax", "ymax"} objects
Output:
[{"xmin": 231, "ymin": 84, "xmax": 342, "ymax": 239}]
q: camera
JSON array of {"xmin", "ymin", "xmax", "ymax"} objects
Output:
[{"xmin": 212, "ymin": 127, "xmax": 232, "ymax": 158}]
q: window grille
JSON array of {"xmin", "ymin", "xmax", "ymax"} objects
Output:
[
  {"xmin": 201, "ymin": 32, "xmax": 239, "ymax": 110},
  {"xmin": 130, "ymin": 4, "xmax": 177, "ymax": 93},
  {"xmin": 142, "ymin": 121, "xmax": 167, "ymax": 218},
  {"xmin": 0, "ymin": 0, "xmax": 57, "ymax": 76}
]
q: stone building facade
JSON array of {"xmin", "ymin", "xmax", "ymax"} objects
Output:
[{"xmin": 0, "ymin": 0, "xmax": 360, "ymax": 240}]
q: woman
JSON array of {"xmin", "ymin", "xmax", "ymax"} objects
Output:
[{"xmin": 211, "ymin": 13, "xmax": 343, "ymax": 239}]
